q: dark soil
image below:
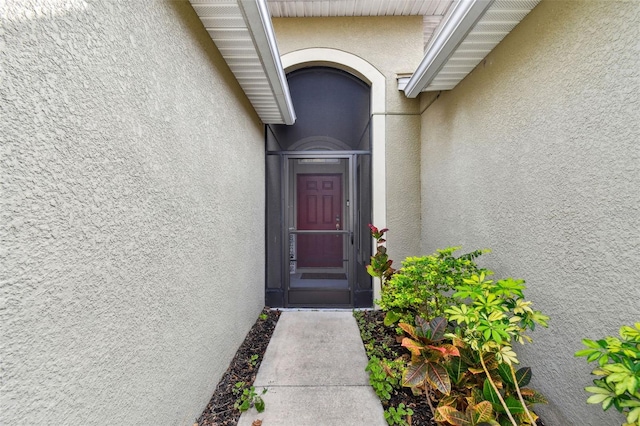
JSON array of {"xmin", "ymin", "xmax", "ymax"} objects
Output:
[
  {"xmin": 355, "ymin": 309, "xmax": 437, "ymax": 426},
  {"xmin": 196, "ymin": 308, "xmax": 280, "ymax": 426}
]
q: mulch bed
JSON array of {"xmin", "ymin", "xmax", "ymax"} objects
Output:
[
  {"xmin": 355, "ymin": 310, "xmax": 547, "ymax": 426},
  {"xmin": 196, "ymin": 308, "xmax": 280, "ymax": 426},
  {"xmin": 355, "ymin": 309, "xmax": 437, "ymax": 426}
]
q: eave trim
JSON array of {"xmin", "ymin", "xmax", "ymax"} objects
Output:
[
  {"xmin": 190, "ymin": 0, "xmax": 296, "ymax": 125},
  {"xmin": 403, "ymin": 0, "xmax": 494, "ymax": 98},
  {"xmin": 238, "ymin": 0, "xmax": 296, "ymax": 125}
]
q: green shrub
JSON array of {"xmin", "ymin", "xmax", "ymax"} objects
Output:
[
  {"xmin": 378, "ymin": 247, "xmax": 486, "ymax": 326},
  {"xmin": 365, "ymin": 226, "xmax": 550, "ymax": 426},
  {"xmin": 575, "ymin": 323, "xmax": 640, "ymax": 426},
  {"xmin": 444, "ymin": 272, "xmax": 549, "ymax": 426}
]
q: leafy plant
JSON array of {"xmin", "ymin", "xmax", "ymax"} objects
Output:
[
  {"xmin": 436, "ymin": 395, "xmax": 499, "ymax": 426},
  {"xmin": 362, "ymin": 231, "xmax": 549, "ymax": 426},
  {"xmin": 379, "ymin": 248, "xmax": 486, "ymax": 326},
  {"xmin": 367, "ymin": 224, "xmax": 396, "ymax": 287},
  {"xmin": 367, "ymin": 356, "xmax": 403, "ymax": 401},
  {"xmin": 575, "ymin": 323, "xmax": 640, "ymax": 426},
  {"xmin": 249, "ymin": 354, "xmax": 259, "ymax": 367},
  {"xmin": 427, "ymin": 334, "xmax": 544, "ymax": 426},
  {"xmin": 233, "ymin": 381, "xmax": 267, "ymax": 413},
  {"xmin": 445, "ymin": 273, "xmax": 549, "ymax": 426},
  {"xmin": 259, "ymin": 312, "xmax": 268, "ymax": 321},
  {"xmin": 384, "ymin": 403, "xmax": 414, "ymax": 426},
  {"xmin": 400, "ymin": 316, "xmax": 460, "ymax": 414}
]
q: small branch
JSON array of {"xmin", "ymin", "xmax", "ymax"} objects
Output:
[
  {"xmin": 209, "ymin": 401, "xmax": 234, "ymax": 410},
  {"xmin": 212, "ymin": 407, "xmax": 237, "ymax": 416},
  {"xmin": 479, "ymin": 352, "xmax": 518, "ymax": 426},
  {"xmin": 424, "ymin": 385, "xmax": 437, "ymax": 418},
  {"xmin": 510, "ymin": 365, "xmax": 537, "ymax": 425}
]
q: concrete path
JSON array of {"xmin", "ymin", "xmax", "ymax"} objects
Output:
[{"xmin": 238, "ymin": 310, "xmax": 386, "ymax": 426}]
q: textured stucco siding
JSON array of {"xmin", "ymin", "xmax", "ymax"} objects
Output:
[
  {"xmin": 420, "ymin": 1, "xmax": 639, "ymax": 424},
  {"xmin": 273, "ymin": 16, "xmax": 424, "ymax": 259},
  {"xmin": 385, "ymin": 114, "xmax": 422, "ymax": 261},
  {"xmin": 1, "ymin": 1, "xmax": 265, "ymax": 424}
]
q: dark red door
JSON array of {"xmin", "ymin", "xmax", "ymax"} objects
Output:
[{"xmin": 297, "ymin": 174, "xmax": 343, "ymax": 268}]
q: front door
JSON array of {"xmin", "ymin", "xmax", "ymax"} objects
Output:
[{"xmin": 296, "ymin": 174, "xmax": 342, "ymax": 268}]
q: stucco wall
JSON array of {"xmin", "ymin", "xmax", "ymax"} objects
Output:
[
  {"xmin": 420, "ymin": 1, "xmax": 639, "ymax": 424},
  {"xmin": 385, "ymin": 113, "xmax": 422, "ymax": 261},
  {"xmin": 1, "ymin": 1, "xmax": 265, "ymax": 424},
  {"xmin": 273, "ymin": 16, "xmax": 424, "ymax": 260}
]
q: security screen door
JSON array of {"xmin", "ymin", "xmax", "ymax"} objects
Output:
[
  {"xmin": 264, "ymin": 66, "xmax": 373, "ymax": 308},
  {"xmin": 286, "ymin": 156, "xmax": 351, "ymax": 306}
]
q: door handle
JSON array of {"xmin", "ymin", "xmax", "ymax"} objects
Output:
[{"xmin": 335, "ymin": 215, "xmax": 340, "ymax": 230}]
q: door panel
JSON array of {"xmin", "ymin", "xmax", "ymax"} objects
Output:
[{"xmin": 297, "ymin": 174, "xmax": 342, "ymax": 268}]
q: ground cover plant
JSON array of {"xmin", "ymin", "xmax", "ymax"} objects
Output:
[
  {"xmin": 359, "ymin": 225, "xmax": 549, "ymax": 426},
  {"xmin": 196, "ymin": 308, "xmax": 280, "ymax": 426},
  {"xmin": 232, "ymin": 382, "xmax": 267, "ymax": 413},
  {"xmin": 355, "ymin": 309, "xmax": 436, "ymax": 426}
]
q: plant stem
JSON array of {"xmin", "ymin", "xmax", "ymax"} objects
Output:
[
  {"xmin": 510, "ymin": 365, "xmax": 537, "ymax": 425},
  {"xmin": 424, "ymin": 385, "xmax": 437, "ymax": 418},
  {"xmin": 479, "ymin": 352, "xmax": 518, "ymax": 426}
]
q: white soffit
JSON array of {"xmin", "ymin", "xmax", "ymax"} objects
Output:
[
  {"xmin": 190, "ymin": 0, "xmax": 296, "ymax": 124},
  {"xmin": 267, "ymin": 0, "xmax": 453, "ymax": 18},
  {"xmin": 403, "ymin": 0, "xmax": 540, "ymax": 96},
  {"xmin": 267, "ymin": 0, "xmax": 455, "ymax": 47}
]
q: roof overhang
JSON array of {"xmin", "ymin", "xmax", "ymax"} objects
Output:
[
  {"xmin": 403, "ymin": 0, "xmax": 541, "ymax": 96},
  {"xmin": 190, "ymin": 0, "xmax": 296, "ymax": 125},
  {"xmin": 190, "ymin": 0, "xmax": 540, "ymax": 122}
]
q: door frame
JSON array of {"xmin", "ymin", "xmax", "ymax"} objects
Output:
[{"xmin": 282, "ymin": 151, "xmax": 367, "ymax": 308}]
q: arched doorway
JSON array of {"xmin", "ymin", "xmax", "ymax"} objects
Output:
[{"xmin": 265, "ymin": 67, "xmax": 373, "ymax": 307}]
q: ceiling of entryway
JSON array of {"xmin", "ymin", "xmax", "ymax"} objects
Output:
[{"xmin": 267, "ymin": 0, "xmax": 454, "ymax": 48}]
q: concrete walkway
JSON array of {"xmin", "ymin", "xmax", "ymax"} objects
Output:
[{"xmin": 238, "ymin": 311, "xmax": 386, "ymax": 426}]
